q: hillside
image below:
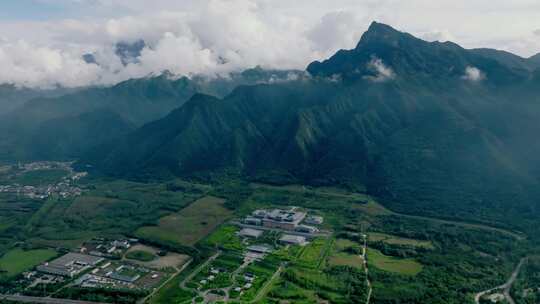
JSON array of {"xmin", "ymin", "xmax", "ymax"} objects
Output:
[
  {"xmin": 0, "ymin": 68, "xmax": 302, "ymax": 161},
  {"xmin": 83, "ymin": 22, "xmax": 540, "ymax": 234}
]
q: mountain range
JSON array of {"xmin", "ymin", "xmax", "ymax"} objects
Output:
[{"xmin": 2, "ymin": 22, "xmax": 540, "ymax": 234}]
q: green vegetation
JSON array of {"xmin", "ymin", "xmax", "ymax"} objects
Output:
[
  {"xmin": 201, "ymin": 225, "xmax": 243, "ymax": 251},
  {"xmin": 125, "ymin": 250, "xmax": 156, "ymax": 262},
  {"xmin": 24, "ymin": 179, "xmax": 205, "ymax": 248},
  {"xmin": 136, "ymin": 196, "xmax": 231, "ymax": 246},
  {"xmin": 369, "ymin": 232, "xmax": 434, "ymax": 249},
  {"xmin": 367, "ymin": 248, "xmax": 423, "ymax": 275},
  {"xmin": 296, "ymin": 238, "xmax": 332, "ymax": 269},
  {"xmin": 53, "ymin": 287, "xmax": 147, "ymax": 304},
  {"xmin": 12, "ymin": 169, "xmax": 69, "ymax": 186},
  {"xmin": 328, "ymin": 239, "xmax": 364, "ymax": 269},
  {"xmin": 0, "ymin": 248, "xmax": 57, "ymax": 277}
]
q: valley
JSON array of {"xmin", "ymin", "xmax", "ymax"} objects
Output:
[{"xmin": 0, "ymin": 164, "xmax": 532, "ymax": 303}]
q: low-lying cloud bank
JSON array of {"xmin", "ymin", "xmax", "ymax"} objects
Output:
[{"xmin": 0, "ymin": 1, "xmax": 368, "ymax": 89}]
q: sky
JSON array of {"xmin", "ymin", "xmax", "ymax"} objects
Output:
[{"xmin": 0, "ymin": 0, "xmax": 540, "ymax": 88}]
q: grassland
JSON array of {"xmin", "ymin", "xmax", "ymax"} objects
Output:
[
  {"xmin": 296, "ymin": 238, "xmax": 332, "ymax": 269},
  {"xmin": 0, "ymin": 248, "xmax": 57, "ymax": 277},
  {"xmin": 136, "ymin": 196, "xmax": 232, "ymax": 246},
  {"xmin": 23, "ymin": 179, "xmax": 205, "ymax": 249},
  {"xmin": 367, "ymin": 248, "xmax": 423, "ymax": 275},
  {"xmin": 369, "ymin": 232, "xmax": 434, "ymax": 249},
  {"xmin": 328, "ymin": 239, "xmax": 364, "ymax": 269},
  {"xmin": 201, "ymin": 225, "xmax": 243, "ymax": 251}
]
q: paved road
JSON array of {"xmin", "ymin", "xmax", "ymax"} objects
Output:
[
  {"xmin": 0, "ymin": 295, "xmax": 108, "ymax": 304},
  {"xmin": 474, "ymin": 257, "xmax": 526, "ymax": 304}
]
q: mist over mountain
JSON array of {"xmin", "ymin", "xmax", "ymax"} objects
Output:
[
  {"xmin": 77, "ymin": 22, "xmax": 540, "ymax": 233},
  {"xmin": 0, "ymin": 67, "xmax": 303, "ymax": 160}
]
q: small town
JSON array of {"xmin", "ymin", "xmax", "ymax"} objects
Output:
[{"xmin": 0, "ymin": 161, "xmax": 87, "ymax": 200}]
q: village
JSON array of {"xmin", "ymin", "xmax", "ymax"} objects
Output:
[
  {"xmin": 19, "ymin": 237, "xmax": 185, "ymax": 296},
  {"xmin": 0, "ymin": 161, "xmax": 87, "ymax": 200}
]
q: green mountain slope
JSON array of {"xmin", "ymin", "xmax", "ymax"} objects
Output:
[
  {"xmin": 0, "ymin": 68, "xmax": 302, "ymax": 161},
  {"xmin": 82, "ymin": 22, "xmax": 540, "ymax": 233}
]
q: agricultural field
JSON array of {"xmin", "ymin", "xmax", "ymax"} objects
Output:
[
  {"xmin": 24, "ymin": 179, "xmax": 205, "ymax": 248},
  {"xmin": 0, "ymin": 248, "xmax": 57, "ymax": 277},
  {"xmin": 136, "ymin": 196, "xmax": 232, "ymax": 246}
]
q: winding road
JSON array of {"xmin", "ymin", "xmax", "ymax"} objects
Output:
[{"xmin": 474, "ymin": 257, "xmax": 526, "ymax": 304}]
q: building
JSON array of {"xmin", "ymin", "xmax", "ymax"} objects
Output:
[
  {"xmin": 238, "ymin": 228, "xmax": 264, "ymax": 238},
  {"xmin": 246, "ymin": 245, "xmax": 273, "ymax": 254},
  {"xmin": 279, "ymin": 234, "xmax": 307, "ymax": 246},
  {"xmin": 249, "ymin": 208, "xmax": 306, "ymax": 230},
  {"xmin": 244, "ymin": 217, "xmax": 262, "ymax": 226},
  {"xmin": 37, "ymin": 253, "xmax": 103, "ymax": 278},
  {"xmin": 295, "ymin": 225, "xmax": 319, "ymax": 234},
  {"xmin": 304, "ymin": 215, "xmax": 324, "ymax": 225}
]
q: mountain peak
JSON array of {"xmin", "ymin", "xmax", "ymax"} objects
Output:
[{"xmin": 356, "ymin": 21, "xmax": 413, "ymax": 48}]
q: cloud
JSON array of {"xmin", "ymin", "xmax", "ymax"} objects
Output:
[
  {"xmin": 364, "ymin": 57, "xmax": 395, "ymax": 82},
  {"xmin": 1, "ymin": 0, "xmax": 540, "ymax": 88},
  {"xmin": 307, "ymin": 11, "xmax": 365, "ymax": 57},
  {"xmin": 462, "ymin": 66, "xmax": 485, "ymax": 82},
  {"xmin": 534, "ymin": 29, "xmax": 540, "ymax": 36},
  {"xmin": 0, "ymin": 40, "xmax": 101, "ymax": 88},
  {"xmin": 420, "ymin": 29, "xmax": 456, "ymax": 42}
]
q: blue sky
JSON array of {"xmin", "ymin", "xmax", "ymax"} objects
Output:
[{"xmin": 0, "ymin": 0, "xmax": 72, "ymax": 20}]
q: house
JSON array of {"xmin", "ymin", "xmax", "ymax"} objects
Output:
[
  {"xmin": 305, "ymin": 215, "xmax": 324, "ymax": 225},
  {"xmin": 37, "ymin": 253, "xmax": 103, "ymax": 278},
  {"xmin": 246, "ymin": 245, "xmax": 273, "ymax": 254},
  {"xmin": 244, "ymin": 217, "xmax": 262, "ymax": 226},
  {"xmin": 238, "ymin": 228, "xmax": 264, "ymax": 238},
  {"xmin": 279, "ymin": 234, "xmax": 307, "ymax": 246},
  {"xmin": 295, "ymin": 225, "xmax": 319, "ymax": 234}
]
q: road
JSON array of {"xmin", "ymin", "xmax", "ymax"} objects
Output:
[
  {"xmin": 474, "ymin": 257, "xmax": 526, "ymax": 304},
  {"xmin": 138, "ymin": 258, "xmax": 193, "ymax": 304},
  {"xmin": 250, "ymin": 265, "xmax": 283, "ymax": 303},
  {"xmin": 361, "ymin": 235, "xmax": 372, "ymax": 304},
  {"xmin": 180, "ymin": 251, "xmax": 221, "ymax": 290},
  {"xmin": 0, "ymin": 295, "xmax": 108, "ymax": 304}
]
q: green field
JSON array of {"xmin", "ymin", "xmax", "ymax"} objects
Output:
[
  {"xmin": 202, "ymin": 225, "xmax": 243, "ymax": 251},
  {"xmin": 328, "ymin": 239, "xmax": 364, "ymax": 269},
  {"xmin": 367, "ymin": 248, "xmax": 422, "ymax": 275},
  {"xmin": 0, "ymin": 248, "xmax": 57, "ymax": 277},
  {"xmin": 297, "ymin": 238, "xmax": 331, "ymax": 269},
  {"xmin": 136, "ymin": 196, "xmax": 232, "ymax": 246},
  {"xmin": 369, "ymin": 232, "xmax": 434, "ymax": 249}
]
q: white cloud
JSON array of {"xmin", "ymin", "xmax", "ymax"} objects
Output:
[
  {"xmin": 364, "ymin": 57, "xmax": 395, "ymax": 82},
  {"xmin": 1, "ymin": 0, "xmax": 540, "ymax": 88},
  {"xmin": 462, "ymin": 66, "xmax": 485, "ymax": 82},
  {"xmin": 534, "ymin": 29, "xmax": 540, "ymax": 36},
  {"xmin": 420, "ymin": 29, "xmax": 456, "ymax": 43}
]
